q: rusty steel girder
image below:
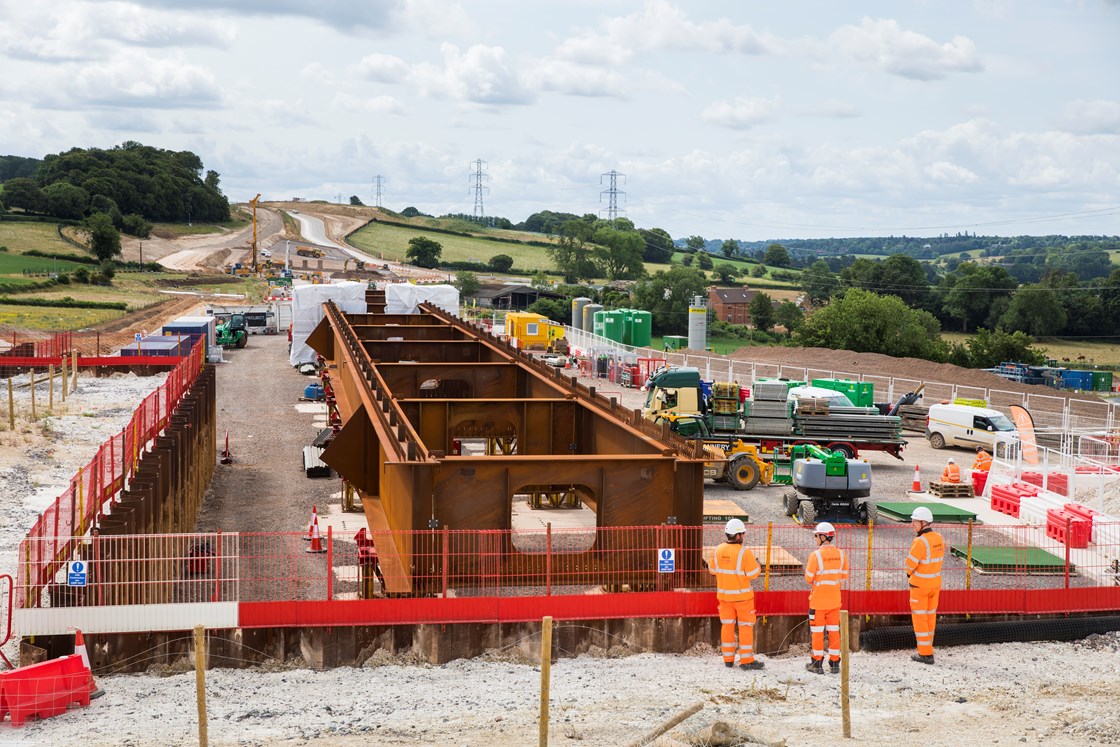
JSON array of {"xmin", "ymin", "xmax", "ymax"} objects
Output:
[{"xmin": 308, "ymin": 297, "xmax": 707, "ymax": 593}]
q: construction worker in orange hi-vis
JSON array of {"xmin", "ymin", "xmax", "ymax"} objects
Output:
[
  {"xmin": 705, "ymin": 518, "xmax": 764, "ymax": 670},
  {"xmin": 804, "ymin": 522, "xmax": 849, "ymax": 674},
  {"xmin": 906, "ymin": 506, "xmax": 944, "ymax": 664},
  {"xmin": 972, "ymin": 446, "xmax": 992, "ymax": 472},
  {"xmin": 940, "ymin": 457, "xmax": 961, "ymax": 483}
]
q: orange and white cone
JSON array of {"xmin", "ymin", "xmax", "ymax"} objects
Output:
[
  {"xmin": 910, "ymin": 465, "xmax": 922, "ymax": 493},
  {"xmin": 304, "ymin": 505, "xmax": 318, "ymax": 541},
  {"xmin": 306, "ymin": 514, "xmax": 327, "ymax": 554},
  {"xmin": 75, "ymin": 629, "xmax": 106, "ymax": 699}
]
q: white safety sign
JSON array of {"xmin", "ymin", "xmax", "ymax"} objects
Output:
[
  {"xmin": 134, "ymin": 332, "xmax": 143, "ymax": 342},
  {"xmin": 657, "ymin": 548, "xmax": 675, "ymax": 573},
  {"xmin": 67, "ymin": 560, "xmax": 88, "ymax": 587}
]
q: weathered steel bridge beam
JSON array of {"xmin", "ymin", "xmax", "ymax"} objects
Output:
[
  {"xmin": 351, "ymin": 325, "xmax": 467, "ymax": 341},
  {"xmin": 377, "ymin": 362, "xmax": 564, "ymax": 399},
  {"xmin": 361, "ymin": 339, "xmax": 504, "ymax": 363},
  {"xmin": 398, "ymin": 398, "xmax": 577, "ymax": 454}
]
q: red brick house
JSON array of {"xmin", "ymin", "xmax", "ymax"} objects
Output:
[{"xmin": 707, "ymin": 285, "xmax": 758, "ymax": 325}]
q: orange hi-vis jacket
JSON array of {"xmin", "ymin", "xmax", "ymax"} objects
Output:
[
  {"xmin": 973, "ymin": 450, "xmax": 992, "ymax": 471},
  {"xmin": 941, "ymin": 463, "xmax": 961, "ymax": 483},
  {"xmin": 710, "ymin": 542, "xmax": 761, "ymax": 602},
  {"xmin": 905, "ymin": 529, "xmax": 945, "ymax": 589},
  {"xmin": 804, "ymin": 544, "xmax": 849, "ymax": 609}
]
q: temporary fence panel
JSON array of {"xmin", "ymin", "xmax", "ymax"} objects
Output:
[{"xmin": 11, "ymin": 521, "xmax": 1120, "ymax": 636}]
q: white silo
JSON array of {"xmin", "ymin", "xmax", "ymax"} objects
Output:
[{"xmin": 687, "ymin": 295, "xmax": 707, "ymax": 351}]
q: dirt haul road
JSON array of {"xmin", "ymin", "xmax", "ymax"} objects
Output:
[{"xmin": 120, "ymin": 207, "xmax": 285, "ymax": 271}]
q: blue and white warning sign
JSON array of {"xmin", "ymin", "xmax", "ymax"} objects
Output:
[
  {"xmin": 67, "ymin": 560, "xmax": 88, "ymax": 587},
  {"xmin": 657, "ymin": 548, "xmax": 675, "ymax": 573},
  {"xmin": 134, "ymin": 332, "xmax": 143, "ymax": 342}
]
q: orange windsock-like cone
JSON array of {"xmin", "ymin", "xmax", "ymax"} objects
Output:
[
  {"xmin": 911, "ymin": 465, "xmax": 922, "ymax": 492},
  {"xmin": 306, "ymin": 514, "xmax": 327, "ymax": 554},
  {"xmin": 304, "ymin": 505, "xmax": 318, "ymax": 541},
  {"xmin": 75, "ymin": 629, "xmax": 106, "ymax": 700}
]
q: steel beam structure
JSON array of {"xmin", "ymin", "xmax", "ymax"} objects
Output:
[{"xmin": 310, "ymin": 297, "xmax": 707, "ymax": 593}]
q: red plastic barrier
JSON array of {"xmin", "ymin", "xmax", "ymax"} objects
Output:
[
  {"xmin": 1021, "ymin": 471, "xmax": 1043, "ymax": 488},
  {"xmin": 990, "ymin": 488, "xmax": 1022, "ymax": 518},
  {"xmin": 1046, "ymin": 472, "xmax": 1070, "ymax": 496},
  {"xmin": 972, "ymin": 470, "xmax": 989, "ymax": 496},
  {"xmin": 1046, "ymin": 509, "xmax": 1090, "ymax": 549},
  {"xmin": 1010, "ymin": 482, "xmax": 1040, "ymax": 496},
  {"xmin": 1064, "ymin": 502, "xmax": 1097, "ymax": 530},
  {"xmin": 0, "ymin": 654, "xmax": 90, "ymax": 726}
]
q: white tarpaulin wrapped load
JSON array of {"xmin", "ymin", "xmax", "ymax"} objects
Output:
[
  {"xmin": 383, "ymin": 284, "xmax": 459, "ymax": 315},
  {"xmin": 288, "ymin": 281, "xmax": 368, "ymax": 366}
]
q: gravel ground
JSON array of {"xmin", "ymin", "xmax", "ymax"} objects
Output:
[{"xmin": 5, "ymin": 335, "xmax": 1120, "ymax": 745}]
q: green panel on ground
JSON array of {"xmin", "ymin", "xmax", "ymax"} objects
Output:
[
  {"xmin": 875, "ymin": 502, "xmax": 978, "ymax": 523},
  {"xmin": 949, "ymin": 545, "xmax": 1068, "ymax": 574}
]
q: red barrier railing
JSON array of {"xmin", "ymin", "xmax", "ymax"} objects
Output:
[
  {"xmin": 16, "ymin": 522, "xmax": 1120, "ymax": 628},
  {"xmin": 15, "ymin": 342, "xmax": 204, "ymax": 609}
]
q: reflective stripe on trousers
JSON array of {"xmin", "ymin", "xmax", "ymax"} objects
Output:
[
  {"xmin": 909, "ymin": 585, "xmax": 941, "ymax": 656},
  {"xmin": 809, "ymin": 607, "xmax": 842, "ymax": 662},
  {"xmin": 719, "ymin": 599, "xmax": 757, "ymax": 664}
]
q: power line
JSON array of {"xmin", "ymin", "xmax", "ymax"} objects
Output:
[
  {"xmin": 372, "ymin": 175, "xmax": 386, "ymax": 208},
  {"xmin": 469, "ymin": 159, "xmax": 489, "ymax": 218},
  {"xmin": 600, "ymin": 170, "xmax": 626, "ymax": 223}
]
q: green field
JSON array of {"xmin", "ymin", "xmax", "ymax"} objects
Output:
[
  {"xmin": 348, "ymin": 222, "xmax": 555, "ymax": 271},
  {"xmin": 0, "ymin": 222, "xmax": 89, "ymax": 257},
  {"xmin": 0, "ymin": 304, "xmax": 122, "ymax": 330},
  {"xmin": 942, "ymin": 331, "xmax": 1120, "ymax": 367},
  {"xmin": 0, "ymin": 252, "xmax": 90, "ymax": 275}
]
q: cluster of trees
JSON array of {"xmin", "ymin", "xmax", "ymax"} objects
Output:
[{"xmin": 1, "ymin": 143, "xmax": 228, "ymax": 228}]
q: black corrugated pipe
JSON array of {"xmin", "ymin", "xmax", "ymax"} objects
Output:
[{"xmin": 860, "ymin": 615, "xmax": 1120, "ymax": 652}]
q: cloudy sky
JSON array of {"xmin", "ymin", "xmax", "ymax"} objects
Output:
[{"xmin": 2, "ymin": 0, "xmax": 1117, "ymax": 241}]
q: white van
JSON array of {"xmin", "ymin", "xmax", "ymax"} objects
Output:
[{"xmin": 926, "ymin": 404, "xmax": 1020, "ymax": 456}]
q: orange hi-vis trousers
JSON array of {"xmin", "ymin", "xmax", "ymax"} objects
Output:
[
  {"xmin": 719, "ymin": 599, "xmax": 757, "ymax": 664},
  {"xmin": 909, "ymin": 585, "xmax": 941, "ymax": 656},
  {"xmin": 809, "ymin": 607, "xmax": 841, "ymax": 662}
]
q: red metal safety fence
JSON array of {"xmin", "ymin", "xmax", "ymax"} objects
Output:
[
  {"xmin": 15, "ymin": 342, "xmax": 205, "ymax": 610},
  {"xmin": 13, "ymin": 522, "xmax": 1120, "ymax": 634}
]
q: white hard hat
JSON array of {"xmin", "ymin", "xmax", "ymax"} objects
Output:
[
  {"xmin": 947, "ymin": 457, "xmax": 955, "ymax": 464},
  {"xmin": 911, "ymin": 506, "xmax": 934, "ymax": 522},
  {"xmin": 814, "ymin": 522, "xmax": 836, "ymax": 536},
  {"xmin": 725, "ymin": 518, "xmax": 747, "ymax": 535}
]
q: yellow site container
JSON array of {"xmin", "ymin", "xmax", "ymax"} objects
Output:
[{"xmin": 505, "ymin": 312, "xmax": 564, "ymax": 350}]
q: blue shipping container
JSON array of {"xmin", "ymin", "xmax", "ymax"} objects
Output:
[{"xmin": 1062, "ymin": 370, "xmax": 1093, "ymax": 389}]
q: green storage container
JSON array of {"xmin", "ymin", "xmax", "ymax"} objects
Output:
[
  {"xmin": 598, "ymin": 310, "xmax": 625, "ymax": 344},
  {"xmin": 663, "ymin": 335, "xmax": 688, "ymax": 351},
  {"xmin": 619, "ymin": 309, "xmax": 635, "ymax": 345},
  {"xmin": 629, "ymin": 310, "xmax": 652, "ymax": 348},
  {"xmin": 593, "ymin": 310, "xmax": 607, "ymax": 338},
  {"xmin": 811, "ymin": 378, "xmax": 874, "ymax": 407},
  {"xmin": 1092, "ymin": 371, "xmax": 1113, "ymax": 392}
]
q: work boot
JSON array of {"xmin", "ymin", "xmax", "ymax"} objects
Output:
[
  {"xmin": 911, "ymin": 653, "xmax": 935, "ymax": 665},
  {"xmin": 805, "ymin": 659, "xmax": 824, "ymax": 675},
  {"xmin": 829, "ymin": 660, "xmax": 840, "ymax": 674},
  {"xmin": 740, "ymin": 660, "xmax": 765, "ymax": 671},
  {"xmin": 724, "ymin": 661, "xmax": 734, "ymax": 668}
]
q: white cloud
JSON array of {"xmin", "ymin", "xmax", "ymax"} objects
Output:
[
  {"xmin": 96, "ymin": 0, "xmax": 403, "ymax": 34},
  {"xmin": 0, "ymin": 1, "xmax": 235, "ymax": 61},
  {"xmin": 298, "ymin": 63, "xmax": 339, "ymax": 87},
  {"xmin": 353, "ymin": 53, "xmax": 410, "ymax": 83},
  {"xmin": 411, "ymin": 44, "xmax": 531, "ymax": 105},
  {"xmin": 520, "ymin": 59, "xmax": 626, "ymax": 98},
  {"xmin": 332, "ymin": 93, "xmax": 409, "ymax": 115},
  {"xmin": 397, "ymin": 0, "xmax": 474, "ymax": 39},
  {"xmin": 829, "ymin": 18, "xmax": 983, "ymax": 81},
  {"xmin": 701, "ymin": 97, "xmax": 779, "ymax": 129},
  {"xmin": 925, "ymin": 160, "xmax": 980, "ymax": 183},
  {"xmin": 807, "ymin": 99, "xmax": 861, "ymax": 119},
  {"xmin": 64, "ymin": 52, "xmax": 224, "ymax": 109},
  {"xmin": 85, "ymin": 108, "xmax": 163, "ymax": 132},
  {"xmin": 555, "ymin": 0, "xmax": 776, "ymax": 66},
  {"xmin": 1056, "ymin": 99, "xmax": 1120, "ymax": 135}
]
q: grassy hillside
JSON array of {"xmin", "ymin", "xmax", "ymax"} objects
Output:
[
  {"xmin": 0, "ymin": 252, "xmax": 90, "ymax": 274},
  {"xmin": 348, "ymin": 220, "xmax": 550, "ymax": 271},
  {"xmin": 941, "ymin": 331, "xmax": 1120, "ymax": 367},
  {"xmin": 0, "ymin": 221, "xmax": 89, "ymax": 257}
]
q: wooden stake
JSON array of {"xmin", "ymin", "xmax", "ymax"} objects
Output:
[
  {"xmin": 7, "ymin": 377, "xmax": 13, "ymax": 430},
  {"xmin": 61, "ymin": 357, "xmax": 68, "ymax": 400},
  {"xmin": 71, "ymin": 350, "xmax": 78, "ymax": 391},
  {"xmin": 623, "ymin": 701, "xmax": 705, "ymax": 747},
  {"xmin": 539, "ymin": 615, "xmax": 552, "ymax": 747},
  {"xmin": 30, "ymin": 369, "xmax": 36, "ymax": 420},
  {"xmin": 840, "ymin": 609, "xmax": 851, "ymax": 739},
  {"xmin": 48, "ymin": 365, "xmax": 55, "ymax": 412},
  {"xmin": 194, "ymin": 625, "xmax": 208, "ymax": 747}
]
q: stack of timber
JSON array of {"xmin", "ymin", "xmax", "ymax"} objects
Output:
[
  {"xmin": 797, "ymin": 411, "xmax": 903, "ymax": 440},
  {"xmin": 929, "ymin": 481, "xmax": 975, "ymax": 499},
  {"xmin": 897, "ymin": 404, "xmax": 930, "ymax": 432}
]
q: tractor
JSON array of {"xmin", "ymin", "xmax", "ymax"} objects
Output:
[
  {"xmin": 216, "ymin": 313, "xmax": 248, "ymax": 349},
  {"xmin": 780, "ymin": 443, "xmax": 877, "ymax": 525}
]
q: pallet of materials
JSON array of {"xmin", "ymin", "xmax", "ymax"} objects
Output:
[
  {"xmin": 897, "ymin": 404, "xmax": 930, "ymax": 432},
  {"xmin": 875, "ymin": 502, "xmax": 978, "ymax": 524},
  {"xmin": 703, "ymin": 499, "xmax": 749, "ymax": 524},
  {"xmin": 303, "ymin": 445, "xmax": 331, "ymax": 478},
  {"xmin": 929, "ymin": 481, "xmax": 975, "ymax": 499},
  {"xmin": 703, "ymin": 545, "xmax": 803, "ymax": 574}
]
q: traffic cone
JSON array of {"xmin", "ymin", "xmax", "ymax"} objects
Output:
[
  {"xmin": 306, "ymin": 514, "xmax": 327, "ymax": 554},
  {"xmin": 304, "ymin": 505, "xmax": 318, "ymax": 541},
  {"xmin": 74, "ymin": 629, "xmax": 106, "ymax": 699},
  {"xmin": 910, "ymin": 465, "xmax": 922, "ymax": 492}
]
